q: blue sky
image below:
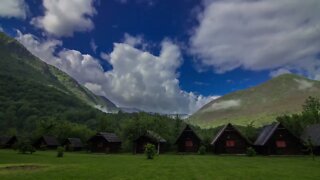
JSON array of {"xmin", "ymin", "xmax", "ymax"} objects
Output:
[{"xmin": 0, "ymin": 0, "xmax": 319, "ymax": 114}]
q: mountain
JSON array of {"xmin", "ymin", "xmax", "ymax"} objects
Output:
[
  {"xmin": 0, "ymin": 32, "xmax": 118, "ymax": 113},
  {"xmin": 189, "ymin": 74, "xmax": 320, "ymax": 128}
]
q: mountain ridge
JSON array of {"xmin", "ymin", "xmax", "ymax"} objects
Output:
[
  {"xmin": 0, "ymin": 32, "xmax": 118, "ymax": 113},
  {"xmin": 189, "ymin": 74, "xmax": 320, "ymax": 128}
]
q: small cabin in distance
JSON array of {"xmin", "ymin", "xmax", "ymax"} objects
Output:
[
  {"xmin": 134, "ymin": 130, "xmax": 167, "ymax": 154},
  {"xmin": 33, "ymin": 135, "xmax": 59, "ymax": 150},
  {"xmin": 62, "ymin": 138, "xmax": 84, "ymax": 151},
  {"xmin": 301, "ymin": 124, "xmax": 320, "ymax": 155},
  {"xmin": 254, "ymin": 122, "xmax": 304, "ymax": 155},
  {"xmin": 175, "ymin": 125, "xmax": 202, "ymax": 153},
  {"xmin": 0, "ymin": 136, "xmax": 17, "ymax": 148},
  {"xmin": 211, "ymin": 123, "xmax": 251, "ymax": 154},
  {"xmin": 87, "ymin": 132, "xmax": 122, "ymax": 153}
]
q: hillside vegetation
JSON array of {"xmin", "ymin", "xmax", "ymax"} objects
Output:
[
  {"xmin": 0, "ymin": 32, "xmax": 118, "ymax": 113},
  {"xmin": 189, "ymin": 74, "xmax": 320, "ymax": 128}
]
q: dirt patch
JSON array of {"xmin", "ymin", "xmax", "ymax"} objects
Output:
[{"xmin": 0, "ymin": 165, "xmax": 45, "ymax": 171}]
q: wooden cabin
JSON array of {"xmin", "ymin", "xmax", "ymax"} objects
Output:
[
  {"xmin": 62, "ymin": 138, "xmax": 84, "ymax": 151},
  {"xmin": 254, "ymin": 122, "xmax": 303, "ymax": 155},
  {"xmin": 175, "ymin": 125, "xmax": 202, "ymax": 153},
  {"xmin": 301, "ymin": 124, "xmax": 320, "ymax": 155},
  {"xmin": 0, "ymin": 136, "xmax": 17, "ymax": 148},
  {"xmin": 87, "ymin": 132, "xmax": 122, "ymax": 153},
  {"xmin": 33, "ymin": 135, "xmax": 59, "ymax": 150},
  {"xmin": 211, "ymin": 123, "xmax": 251, "ymax": 154},
  {"xmin": 134, "ymin": 130, "xmax": 167, "ymax": 154}
]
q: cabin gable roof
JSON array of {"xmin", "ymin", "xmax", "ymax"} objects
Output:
[
  {"xmin": 174, "ymin": 125, "xmax": 201, "ymax": 144},
  {"xmin": 211, "ymin": 123, "xmax": 251, "ymax": 145}
]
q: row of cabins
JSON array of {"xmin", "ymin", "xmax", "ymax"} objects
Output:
[{"xmin": 1, "ymin": 123, "xmax": 320, "ymax": 155}]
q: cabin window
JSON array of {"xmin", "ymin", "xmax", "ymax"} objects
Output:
[
  {"xmin": 226, "ymin": 140, "xmax": 235, "ymax": 147},
  {"xmin": 185, "ymin": 140, "xmax": 193, "ymax": 147},
  {"xmin": 276, "ymin": 140, "xmax": 286, "ymax": 148}
]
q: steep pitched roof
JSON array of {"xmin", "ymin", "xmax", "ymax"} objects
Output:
[
  {"xmin": 175, "ymin": 125, "xmax": 202, "ymax": 144},
  {"xmin": 65, "ymin": 138, "xmax": 83, "ymax": 148},
  {"xmin": 97, "ymin": 132, "xmax": 122, "ymax": 143},
  {"xmin": 42, "ymin": 135, "xmax": 59, "ymax": 146},
  {"xmin": 211, "ymin": 123, "xmax": 250, "ymax": 145},
  {"xmin": 301, "ymin": 124, "xmax": 320, "ymax": 146},
  {"xmin": 254, "ymin": 122, "xmax": 281, "ymax": 146},
  {"xmin": 135, "ymin": 130, "xmax": 167, "ymax": 143}
]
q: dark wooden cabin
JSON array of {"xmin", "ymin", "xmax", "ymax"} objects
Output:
[
  {"xmin": 134, "ymin": 130, "xmax": 166, "ymax": 154},
  {"xmin": 175, "ymin": 125, "xmax": 202, "ymax": 153},
  {"xmin": 33, "ymin": 135, "xmax": 59, "ymax": 150},
  {"xmin": 211, "ymin": 123, "xmax": 251, "ymax": 154},
  {"xmin": 62, "ymin": 138, "xmax": 84, "ymax": 151},
  {"xmin": 0, "ymin": 136, "xmax": 17, "ymax": 148},
  {"xmin": 301, "ymin": 124, "xmax": 320, "ymax": 155},
  {"xmin": 87, "ymin": 132, "xmax": 122, "ymax": 153},
  {"xmin": 254, "ymin": 122, "xmax": 303, "ymax": 155}
]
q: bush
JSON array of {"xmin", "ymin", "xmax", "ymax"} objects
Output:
[
  {"xmin": 198, "ymin": 145, "xmax": 206, "ymax": 155},
  {"xmin": 17, "ymin": 140, "xmax": 35, "ymax": 154},
  {"xmin": 144, "ymin": 143, "xmax": 156, "ymax": 159},
  {"xmin": 57, "ymin": 146, "xmax": 64, "ymax": 158},
  {"xmin": 246, "ymin": 147, "xmax": 256, "ymax": 157}
]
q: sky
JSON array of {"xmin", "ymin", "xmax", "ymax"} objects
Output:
[{"xmin": 0, "ymin": 0, "xmax": 320, "ymax": 114}]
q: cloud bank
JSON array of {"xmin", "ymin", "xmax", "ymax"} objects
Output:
[
  {"xmin": 0, "ymin": 0, "xmax": 27, "ymax": 19},
  {"xmin": 191, "ymin": 0, "xmax": 320, "ymax": 79},
  {"xmin": 31, "ymin": 0, "xmax": 97, "ymax": 37},
  {"xmin": 17, "ymin": 31, "xmax": 214, "ymax": 114},
  {"xmin": 203, "ymin": 99, "xmax": 241, "ymax": 112}
]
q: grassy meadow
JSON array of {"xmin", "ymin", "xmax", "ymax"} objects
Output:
[{"xmin": 0, "ymin": 150, "xmax": 320, "ymax": 180}]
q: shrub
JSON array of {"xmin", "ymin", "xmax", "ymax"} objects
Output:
[
  {"xmin": 198, "ymin": 145, "xmax": 206, "ymax": 155},
  {"xmin": 144, "ymin": 143, "xmax": 156, "ymax": 159},
  {"xmin": 17, "ymin": 140, "xmax": 35, "ymax": 154},
  {"xmin": 57, "ymin": 146, "xmax": 64, "ymax": 158},
  {"xmin": 246, "ymin": 147, "xmax": 256, "ymax": 157}
]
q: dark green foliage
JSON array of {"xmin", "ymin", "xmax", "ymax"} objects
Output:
[
  {"xmin": 145, "ymin": 143, "xmax": 156, "ymax": 159},
  {"xmin": 277, "ymin": 96, "xmax": 320, "ymax": 136},
  {"xmin": 246, "ymin": 147, "xmax": 256, "ymax": 157},
  {"xmin": 16, "ymin": 140, "xmax": 35, "ymax": 154},
  {"xmin": 242, "ymin": 121, "xmax": 258, "ymax": 142},
  {"xmin": 57, "ymin": 147, "xmax": 64, "ymax": 158},
  {"xmin": 198, "ymin": 145, "xmax": 206, "ymax": 155},
  {"xmin": 306, "ymin": 137, "xmax": 315, "ymax": 161}
]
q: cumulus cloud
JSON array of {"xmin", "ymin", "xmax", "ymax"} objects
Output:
[
  {"xmin": 203, "ymin": 99, "xmax": 241, "ymax": 112},
  {"xmin": 16, "ymin": 31, "xmax": 214, "ymax": 114},
  {"xmin": 191, "ymin": 0, "xmax": 320, "ymax": 78},
  {"xmin": 294, "ymin": 79, "xmax": 314, "ymax": 90},
  {"xmin": 31, "ymin": 0, "xmax": 96, "ymax": 37},
  {"xmin": 0, "ymin": 0, "xmax": 27, "ymax": 19},
  {"xmin": 90, "ymin": 39, "xmax": 98, "ymax": 53},
  {"xmin": 270, "ymin": 68, "xmax": 292, "ymax": 77}
]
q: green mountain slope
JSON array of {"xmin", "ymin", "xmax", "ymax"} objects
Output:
[
  {"xmin": 189, "ymin": 74, "xmax": 320, "ymax": 128},
  {"xmin": 0, "ymin": 32, "xmax": 118, "ymax": 113}
]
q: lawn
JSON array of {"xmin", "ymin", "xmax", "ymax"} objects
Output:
[{"xmin": 0, "ymin": 150, "xmax": 319, "ymax": 180}]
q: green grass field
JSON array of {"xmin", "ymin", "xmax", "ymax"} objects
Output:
[{"xmin": 0, "ymin": 150, "xmax": 319, "ymax": 180}]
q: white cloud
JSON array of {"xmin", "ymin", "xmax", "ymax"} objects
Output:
[
  {"xmin": 203, "ymin": 99, "xmax": 241, "ymax": 112},
  {"xmin": 16, "ymin": 31, "xmax": 214, "ymax": 114},
  {"xmin": 90, "ymin": 39, "xmax": 97, "ymax": 53},
  {"xmin": 294, "ymin": 79, "xmax": 314, "ymax": 90},
  {"xmin": 270, "ymin": 68, "xmax": 292, "ymax": 77},
  {"xmin": 191, "ymin": 0, "xmax": 320, "ymax": 78},
  {"xmin": 0, "ymin": 0, "xmax": 27, "ymax": 19},
  {"xmin": 31, "ymin": 0, "xmax": 97, "ymax": 37},
  {"xmin": 0, "ymin": 27, "xmax": 4, "ymax": 32}
]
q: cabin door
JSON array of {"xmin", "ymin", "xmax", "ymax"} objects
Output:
[{"xmin": 185, "ymin": 138, "xmax": 194, "ymax": 152}]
